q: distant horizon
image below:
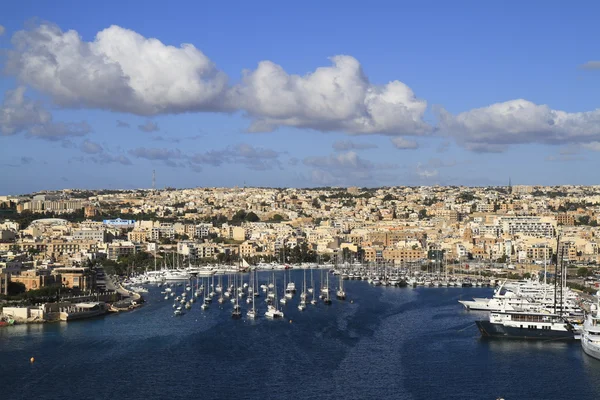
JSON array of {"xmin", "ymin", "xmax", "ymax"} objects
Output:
[
  {"xmin": 5, "ymin": 183, "xmax": 600, "ymax": 198},
  {"xmin": 2, "ymin": 1, "xmax": 600, "ymax": 192}
]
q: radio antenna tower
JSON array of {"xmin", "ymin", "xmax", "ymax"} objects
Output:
[{"xmin": 152, "ymin": 170, "xmax": 156, "ymax": 190}]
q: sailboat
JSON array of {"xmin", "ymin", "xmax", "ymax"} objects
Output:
[
  {"xmin": 247, "ymin": 269, "xmax": 258, "ymax": 319},
  {"xmin": 308, "ymin": 265, "xmax": 314, "ymax": 294},
  {"xmin": 319, "ymin": 270, "xmax": 329, "ymax": 299},
  {"xmin": 298, "ymin": 268, "xmax": 307, "ymax": 311},
  {"xmin": 232, "ymin": 273, "xmax": 242, "ymax": 319},
  {"xmin": 209, "ymin": 274, "xmax": 216, "ymax": 298},
  {"xmin": 324, "ymin": 271, "xmax": 332, "ymax": 305},
  {"xmin": 336, "ymin": 272, "xmax": 346, "ymax": 300},
  {"xmin": 203, "ymin": 277, "xmax": 212, "ymax": 305},
  {"xmin": 241, "ymin": 258, "xmax": 251, "ymax": 272},
  {"xmin": 265, "ymin": 273, "xmax": 284, "ymax": 319},
  {"xmin": 280, "ymin": 272, "xmax": 287, "ymax": 305},
  {"xmin": 286, "ymin": 267, "xmax": 296, "ymax": 295},
  {"xmin": 300, "ymin": 268, "xmax": 308, "ymax": 301},
  {"xmin": 216, "ymin": 274, "xmax": 223, "ymax": 293}
]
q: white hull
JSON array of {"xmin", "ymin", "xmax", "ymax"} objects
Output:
[{"xmin": 582, "ymin": 336, "xmax": 600, "ymax": 360}]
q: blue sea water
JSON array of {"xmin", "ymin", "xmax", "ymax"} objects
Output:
[{"xmin": 2, "ymin": 270, "xmax": 600, "ymax": 400}]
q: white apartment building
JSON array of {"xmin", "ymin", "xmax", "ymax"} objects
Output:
[
  {"xmin": 195, "ymin": 223, "xmax": 212, "ymax": 238},
  {"xmin": 499, "ymin": 216, "xmax": 556, "ymax": 238},
  {"xmin": 73, "ymin": 229, "xmax": 106, "ymax": 243}
]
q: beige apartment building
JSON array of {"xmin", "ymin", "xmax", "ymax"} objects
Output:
[
  {"xmin": 525, "ymin": 245, "xmax": 552, "ymax": 261},
  {"xmin": 556, "ymin": 214, "xmax": 575, "ymax": 226},
  {"xmin": 128, "ymin": 229, "xmax": 150, "ymax": 243},
  {"xmin": 11, "ymin": 269, "xmax": 59, "ymax": 291},
  {"xmin": 239, "ymin": 241, "xmax": 258, "ymax": 258},
  {"xmin": 52, "ymin": 267, "xmax": 94, "ymax": 290},
  {"xmin": 382, "ymin": 248, "xmax": 425, "ymax": 263}
]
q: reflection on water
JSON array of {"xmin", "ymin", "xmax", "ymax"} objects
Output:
[{"xmin": 483, "ymin": 338, "xmax": 572, "ymax": 353}]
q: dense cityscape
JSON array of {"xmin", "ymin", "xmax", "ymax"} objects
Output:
[{"xmin": 1, "ymin": 184, "xmax": 599, "ymax": 298}]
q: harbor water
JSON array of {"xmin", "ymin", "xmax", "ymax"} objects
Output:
[{"xmin": 2, "ymin": 270, "xmax": 600, "ymax": 400}]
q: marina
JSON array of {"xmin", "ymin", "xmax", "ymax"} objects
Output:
[{"xmin": 3, "ymin": 272, "xmax": 600, "ymax": 400}]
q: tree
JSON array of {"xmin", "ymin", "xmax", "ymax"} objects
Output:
[
  {"xmin": 174, "ymin": 233, "xmax": 189, "ymax": 241},
  {"xmin": 418, "ymin": 209, "xmax": 428, "ymax": 220},
  {"xmin": 246, "ymin": 212, "xmax": 260, "ymax": 222},
  {"xmin": 458, "ymin": 192, "xmax": 476, "ymax": 202},
  {"xmin": 577, "ymin": 216, "xmax": 591, "ymax": 226},
  {"xmin": 232, "ymin": 210, "xmax": 247, "ymax": 222},
  {"xmin": 578, "ymin": 267, "xmax": 591, "ymax": 277},
  {"xmin": 7, "ymin": 282, "xmax": 26, "ymax": 296}
]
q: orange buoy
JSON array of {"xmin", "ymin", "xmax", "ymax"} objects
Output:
[{"xmin": 30, "ymin": 357, "xmax": 35, "ymax": 364}]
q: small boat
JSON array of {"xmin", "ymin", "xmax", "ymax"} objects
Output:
[
  {"xmin": 265, "ymin": 305, "xmax": 284, "ymax": 319},
  {"xmin": 174, "ymin": 306, "xmax": 185, "ymax": 316},
  {"xmin": 298, "ymin": 301, "xmax": 307, "ymax": 311}
]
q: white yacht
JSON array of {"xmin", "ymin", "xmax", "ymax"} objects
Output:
[
  {"xmin": 582, "ymin": 294, "xmax": 600, "ymax": 360},
  {"xmin": 164, "ymin": 270, "xmax": 190, "ymax": 281},
  {"xmin": 476, "ymin": 309, "xmax": 575, "ymax": 340},
  {"xmin": 459, "ymin": 280, "xmax": 583, "ymax": 317}
]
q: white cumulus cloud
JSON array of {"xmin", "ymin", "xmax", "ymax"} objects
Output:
[
  {"xmin": 232, "ymin": 55, "xmax": 430, "ymax": 136},
  {"xmin": 436, "ymin": 99, "xmax": 600, "ymax": 152},
  {"xmin": 6, "ymin": 23, "xmax": 229, "ymax": 115},
  {"xmin": 0, "ymin": 25, "xmax": 5, "ymax": 36}
]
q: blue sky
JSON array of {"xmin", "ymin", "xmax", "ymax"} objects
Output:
[{"xmin": 1, "ymin": 1, "xmax": 599, "ymax": 194}]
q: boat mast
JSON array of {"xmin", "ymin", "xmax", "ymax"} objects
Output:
[
  {"xmin": 252, "ymin": 269, "xmax": 256, "ymax": 312},
  {"xmin": 554, "ymin": 235, "xmax": 560, "ymax": 314}
]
